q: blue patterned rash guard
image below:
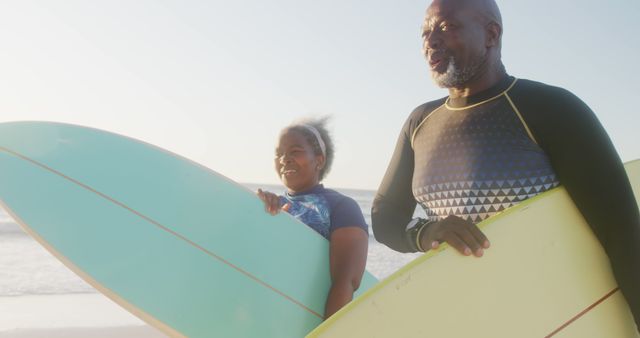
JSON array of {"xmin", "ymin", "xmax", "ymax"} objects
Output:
[{"xmin": 279, "ymin": 184, "xmax": 368, "ymax": 240}]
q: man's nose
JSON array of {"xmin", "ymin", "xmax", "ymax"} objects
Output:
[{"xmin": 423, "ymin": 30, "xmax": 443, "ymax": 51}]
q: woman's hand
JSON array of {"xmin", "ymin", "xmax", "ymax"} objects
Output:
[{"xmin": 256, "ymin": 189, "xmax": 284, "ymax": 215}]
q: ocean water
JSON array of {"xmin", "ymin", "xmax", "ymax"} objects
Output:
[{"xmin": 0, "ymin": 185, "xmax": 422, "ymax": 297}]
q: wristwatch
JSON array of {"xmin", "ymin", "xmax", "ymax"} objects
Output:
[{"xmin": 405, "ymin": 218, "xmax": 432, "ymax": 252}]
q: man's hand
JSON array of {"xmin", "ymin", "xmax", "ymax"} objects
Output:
[{"xmin": 420, "ymin": 215, "xmax": 490, "ymax": 257}]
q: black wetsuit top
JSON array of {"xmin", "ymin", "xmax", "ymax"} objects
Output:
[{"xmin": 372, "ymin": 75, "xmax": 640, "ymax": 328}]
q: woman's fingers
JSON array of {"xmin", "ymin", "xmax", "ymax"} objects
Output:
[{"xmin": 256, "ymin": 189, "xmax": 281, "ymax": 215}]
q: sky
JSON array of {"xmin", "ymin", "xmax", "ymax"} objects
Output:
[{"xmin": 0, "ymin": 0, "xmax": 638, "ymax": 190}]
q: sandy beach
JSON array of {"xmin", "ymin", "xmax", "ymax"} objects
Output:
[
  {"xmin": 1, "ymin": 326, "xmax": 165, "ymax": 338},
  {"xmin": 0, "ymin": 294, "xmax": 166, "ymax": 337}
]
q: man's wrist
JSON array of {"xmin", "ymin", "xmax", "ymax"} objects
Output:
[{"xmin": 405, "ymin": 218, "xmax": 433, "ymax": 252}]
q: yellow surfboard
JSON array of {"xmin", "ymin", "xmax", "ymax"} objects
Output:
[{"xmin": 308, "ymin": 160, "xmax": 640, "ymax": 338}]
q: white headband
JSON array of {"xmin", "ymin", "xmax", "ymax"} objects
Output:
[{"xmin": 301, "ymin": 124, "xmax": 326, "ymax": 157}]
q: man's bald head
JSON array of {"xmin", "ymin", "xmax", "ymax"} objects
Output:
[
  {"xmin": 426, "ymin": 0, "xmax": 502, "ymax": 36},
  {"xmin": 469, "ymin": 0, "xmax": 502, "ymax": 28}
]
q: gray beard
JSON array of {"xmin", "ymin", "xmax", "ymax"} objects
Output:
[{"xmin": 431, "ymin": 55, "xmax": 486, "ymax": 88}]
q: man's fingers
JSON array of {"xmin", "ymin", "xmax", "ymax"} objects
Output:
[
  {"xmin": 433, "ymin": 216, "xmax": 489, "ymax": 257},
  {"xmin": 443, "ymin": 232, "xmax": 471, "ymax": 256},
  {"xmin": 456, "ymin": 228, "xmax": 484, "ymax": 257},
  {"xmin": 468, "ymin": 224, "xmax": 491, "ymax": 249}
]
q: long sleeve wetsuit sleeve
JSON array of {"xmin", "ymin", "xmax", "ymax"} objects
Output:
[
  {"xmin": 372, "ymin": 118, "xmax": 419, "ymax": 252},
  {"xmin": 372, "ymin": 99, "xmax": 446, "ymax": 252},
  {"xmin": 511, "ymin": 81, "xmax": 640, "ymax": 330}
]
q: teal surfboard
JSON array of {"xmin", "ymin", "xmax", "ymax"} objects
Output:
[{"xmin": 0, "ymin": 121, "xmax": 377, "ymax": 337}]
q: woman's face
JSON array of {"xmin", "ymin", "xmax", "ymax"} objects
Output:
[{"xmin": 275, "ymin": 130, "xmax": 324, "ymax": 193}]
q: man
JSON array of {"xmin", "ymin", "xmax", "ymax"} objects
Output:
[{"xmin": 372, "ymin": 0, "xmax": 640, "ymax": 330}]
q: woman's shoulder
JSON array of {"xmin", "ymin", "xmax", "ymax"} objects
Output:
[
  {"xmin": 318, "ymin": 186, "xmax": 352, "ymax": 201},
  {"xmin": 320, "ymin": 187, "xmax": 369, "ymax": 231},
  {"xmin": 318, "ymin": 187, "xmax": 362, "ymax": 212}
]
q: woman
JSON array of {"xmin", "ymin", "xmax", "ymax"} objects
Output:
[{"xmin": 257, "ymin": 118, "xmax": 369, "ymax": 319}]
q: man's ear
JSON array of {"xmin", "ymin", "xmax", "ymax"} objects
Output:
[{"xmin": 486, "ymin": 21, "xmax": 502, "ymax": 47}]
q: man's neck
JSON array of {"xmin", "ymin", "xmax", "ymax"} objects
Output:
[{"xmin": 448, "ymin": 64, "xmax": 507, "ymax": 99}]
